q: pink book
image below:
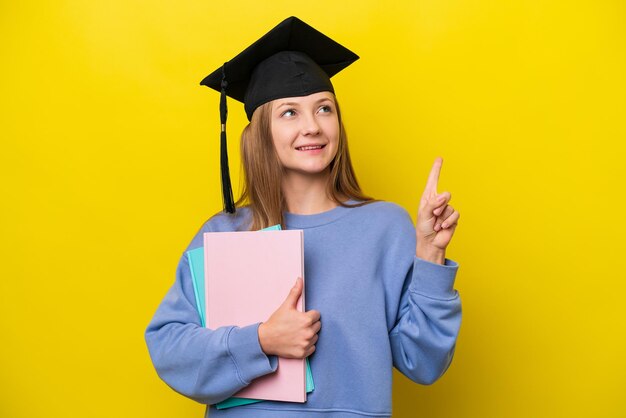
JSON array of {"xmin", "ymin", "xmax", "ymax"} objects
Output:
[{"xmin": 203, "ymin": 229, "xmax": 306, "ymax": 403}]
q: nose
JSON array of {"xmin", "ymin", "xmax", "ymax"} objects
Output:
[{"xmin": 301, "ymin": 112, "xmax": 320, "ymax": 136}]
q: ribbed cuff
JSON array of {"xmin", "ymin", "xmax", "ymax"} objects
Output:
[
  {"xmin": 226, "ymin": 322, "xmax": 279, "ymax": 385},
  {"xmin": 409, "ymin": 256, "xmax": 459, "ymax": 300}
]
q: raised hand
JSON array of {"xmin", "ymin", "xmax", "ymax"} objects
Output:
[
  {"xmin": 258, "ymin": 277, "xmax": 321, "ymax": 359},
  {"xmin": 416, "ymin": 157, "xmax": 460, "ymax": 254}
]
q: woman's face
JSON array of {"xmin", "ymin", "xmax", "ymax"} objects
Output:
[{"xmin": 270, "ymin": 91, "xmax": 339, "ymax": 177}]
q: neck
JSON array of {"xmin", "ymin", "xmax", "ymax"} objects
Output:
[{"xmin": 282, "ymin": 170, "xmax": 346, "ymax": 215}]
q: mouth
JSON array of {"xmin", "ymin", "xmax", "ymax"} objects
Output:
[{"xmin": 296, "ymin": 144, "xmax": 326, "ymax": 151}]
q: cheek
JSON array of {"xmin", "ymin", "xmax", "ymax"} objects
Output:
[
  {"xmin": 270, "ymin": 127, "xmax": 295, "ymax": 162},
  {"xmin": 272, "ymin": 124, "xmax": 294, "ymax": 146},
  {"xmin": 270, "ymin": 127, "xmax": 285, "ymax": 152},
  {"xmin": 325, "ymin": 120, "xmax": 340, "ymax": 147}
]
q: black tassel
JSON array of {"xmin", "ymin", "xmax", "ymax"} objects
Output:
[{"xmin": 219, "ymin": 64, "xmax": 235, "ymax": 213}]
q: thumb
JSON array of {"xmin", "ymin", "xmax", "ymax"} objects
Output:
[{"xmin": 282, "ymin": 277, "xmax": 303, "ymax": 310}]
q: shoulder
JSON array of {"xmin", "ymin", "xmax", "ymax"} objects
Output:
[
  {"xmin": 203, "ymin": 206, "xmax": 253, "ymax": 232},
  {"xmin": 182, "ymin": 206, "xmax": 253, "ymax": 253},
  {"xmin": 351, "ymin": 199, "xmax": 414, "ymax": 231},
  {"xmin": 348, "ymin": 200, "xmax": 416, "ymax": 257},
  {"xmin": 341, "ymin": 199, "xmax": 415, "ymax": 244}
]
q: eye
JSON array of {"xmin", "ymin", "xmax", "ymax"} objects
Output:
[
  {"xmin": 319, "ymin": 105, "xmax": 332, "ymax": 113},
  {"xmin": 281, "ymin": 108, "xmax": 296, "ymax": 118}
]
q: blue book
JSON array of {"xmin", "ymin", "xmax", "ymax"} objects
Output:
[{"xmin": 185, "ymin": 224, "xmax": 314, "ymax": 409}]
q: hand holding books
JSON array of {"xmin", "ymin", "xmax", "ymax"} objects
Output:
[{"xmin": 258, "ymin": 277, "xmax": 321, "ymax": 359}]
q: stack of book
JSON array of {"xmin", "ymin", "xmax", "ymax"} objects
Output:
[{"xmin": 185, "ymin": 224, "xmax": 314, "ymax": 410}]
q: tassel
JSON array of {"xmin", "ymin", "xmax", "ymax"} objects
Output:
[{"xmin": 219, "ymin": 64, "xmax": 235, "ymax": 213}]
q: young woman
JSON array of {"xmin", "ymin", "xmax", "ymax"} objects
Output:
[{"xmin": 145, "ymin": 16, "xmax": 462, "ymax": 418}]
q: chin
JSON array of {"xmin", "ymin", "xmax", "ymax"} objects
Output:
[
  {"xmin": 301, "ymin": 168, "xmax": 330, "ymax": 175},
  {"xmin": 287, "ymin": 164, "xmax": 332, "ymax": 176}
]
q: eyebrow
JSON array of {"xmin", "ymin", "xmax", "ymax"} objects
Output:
[{"xmin": 277, "ymin": 97, "xmax": 333, "ymax": 108}]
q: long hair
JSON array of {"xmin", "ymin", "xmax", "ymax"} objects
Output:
[{"xmin": 233, "ymin": 93, "xmax": 378, "ymax": 230}]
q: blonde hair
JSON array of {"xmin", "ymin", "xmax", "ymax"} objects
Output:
[{"xmin": 225, "ymin": 93, "xmax": 378, "ymax": 230}]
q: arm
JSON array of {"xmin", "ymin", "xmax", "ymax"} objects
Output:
[
  {"xmin": 144, "ymin": 253, "xmax": 278, "ymax": 404},
  {"xmin": 389, "ymin": 255, "xmax": 461, "ymax": 385},
  {"xmin": 389, "ymin": 156, "xmax": 462, "ymax": 384}
]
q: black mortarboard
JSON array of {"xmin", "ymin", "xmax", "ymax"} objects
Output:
[{"xmin": 200, "ymin": 16, "xmax": 359, "ymax": 213}]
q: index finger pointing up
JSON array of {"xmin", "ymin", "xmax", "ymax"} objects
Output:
[{"xmin": 424, "ymin": 157, "xmax": 443, "ymax": 197}]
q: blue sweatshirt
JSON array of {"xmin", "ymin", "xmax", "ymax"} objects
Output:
[{"xmin": 145, "ymin": 199, "xmax": 462, "ymax": 417}]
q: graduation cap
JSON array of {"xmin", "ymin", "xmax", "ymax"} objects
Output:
[{"xmin": 200, "ymin": 16, "xmax": 359, "ymax": 214}]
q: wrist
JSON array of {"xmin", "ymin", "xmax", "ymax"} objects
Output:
[
  {"xmin": 257, "ymin": 322, "xmax": 273, "ymax": 356},
  {"xmin": 416, "ymin": 244, "xmax": 445, "ymax": 265}
]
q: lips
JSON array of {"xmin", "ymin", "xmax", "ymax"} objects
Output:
[{"xmin": 296, "ymin": 144, "xmax": 326, "ymax": 151}]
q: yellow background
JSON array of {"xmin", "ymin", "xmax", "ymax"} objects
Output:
[{"xmin": 2, "ymin": 1, "xmax": 625, "ymax": 417}]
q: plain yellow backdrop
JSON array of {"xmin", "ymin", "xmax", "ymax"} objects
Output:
[{"xmin": 1, "ymin": 1, "xmax": 625, "ymax": 417}]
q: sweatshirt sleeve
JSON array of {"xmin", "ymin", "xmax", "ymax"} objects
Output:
[
  {"xmin": 389, "ymin": 255, "xmax": 462, "ymax": 385},
  {"xmin": 144, "ymin": 252, "xmax": 279, "ymax": 405}
]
